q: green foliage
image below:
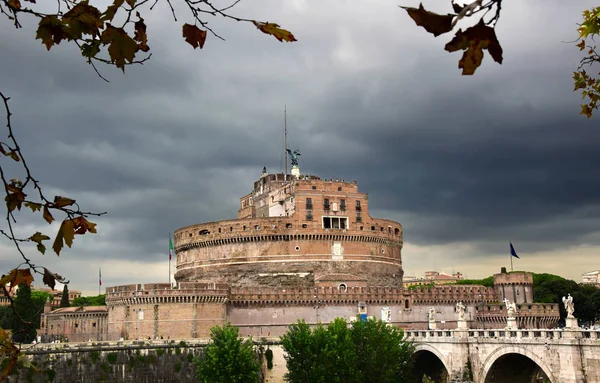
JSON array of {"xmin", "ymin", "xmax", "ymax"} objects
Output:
[
  {"xmin": 501, "ymin": 267, "xmax": 507, "ymax": 274},
  {"xmin": 454, "ymin": 276, "xmax": 494, "ymax": 288},
  {"xmin": 59, "ymin": 285, "xmax": 69, "ymax": 308},
  {"xmin": 106, "ymin": 353, "xmax": 118, "ymax": 364},
  {"xmin": 194, "ymin": 323, "xmax": 261, "ymax": 383},
  {"xmin": 574, "ymin": 6, "xmax": 600, "ymax": 118},
  {"xmin": 407, "ymin": 283, "xmax": 435, "ymax": 291},
  {"xmin": 265, "ymin": 348, "xmax": 273, "ymax": 370},
  {"xmin": 421, "ymin": 376, "xmax": 435, "ymax": 383},
  {"xmin": 281, "ymin": 318, "xmax": 415, "ymax": 383},
  {"xmin": 72, "ymin": 294, "xmax": 105, "ymax": 307},
  {"xmin": 90, "ymin": 350, "xmax": 100, "ymax": 364},
  {"xmin": 12, "ymin": 283, "xmax": 37, "ymax": 344}
]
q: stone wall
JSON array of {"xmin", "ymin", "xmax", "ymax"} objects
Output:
[
  {"xmin": 41, "ymin": 306, "xmax": 108, "ymax": 342},
  {"xmin": 105, "ymin": 283, "xmax": 228, "ymax": 341},
  {"xmin": 7, "ymin": 340, "xmax": 207, "ymax": 383}
]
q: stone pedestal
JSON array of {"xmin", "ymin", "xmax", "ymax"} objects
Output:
[
  {"xmin": 506, "ymin": 318, "xmax": 517, "ymax": 329},
  {"xmin": 291, "ymin": 166, "xmax": 300, "ymax": 177},
  {"xmin": 565, "ymin": 317, "xmax": 579, "ymax": 329},
  {"xmin": 457, "ymin": 320, "xmax": 467, "ymax": 330},
  {"xmin": 428, "ymin": 322, "xmax": 436, "ymax": 330}
]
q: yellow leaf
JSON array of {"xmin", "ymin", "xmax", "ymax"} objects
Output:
[
  {"xmin": 101, "ymin": 0, "xmax": 124, "ymax": 22},
  {"xmin": 24, "ymin": 202, "xmax": 42, "ymax": 212},
  {"xmin": 252, "ymin": 21, "xmax": 297, "ymax": 43},
  {"xmin": 29, "ymin": 232, "xmax": 50, "ymax": 244},
  {"xmin": 7, "ymin": 0, "xmax": 21, "ymax": 10},
  {"xmin": 5, "ymin": 189, "xmax": 26, "ymax": 212},
  {"xmin": 101, "ymin": 24, "xmax": 138, "ymax": 71},
  {"xmin": 53, "ymin": 196, "xmax": 76, "ymax": 208},
  {"xmin": 52, "ymin": 219, "xmax": 75, "ymax": 255}
]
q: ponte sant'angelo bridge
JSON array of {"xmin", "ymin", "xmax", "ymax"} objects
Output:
[{"xmin": 405, "ymin": 327, "xmax": 600, "ymax": 383}]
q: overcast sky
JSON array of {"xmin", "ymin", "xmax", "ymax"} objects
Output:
[{"xmin": 0, "ymin": 0, "xmax": 598, "ymax": 295}]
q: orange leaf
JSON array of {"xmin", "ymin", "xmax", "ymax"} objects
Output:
[
  {"xmin": 53, "ymin": 196, "xmax": 76, "ymax": 208},
  {"xmin": 252, "ymin": 21, "xmax": 297, "ymax": 42},
  {"xmin": 400, "ymin": 3, "xmax": 455, "ymax": 37},
  {"xmin": 24, "ymin": 202, "xmax": 42, "ymax": 213},
  {"xmin": 62, "ymin": 1, "xmax": 104, "ymax": 39},
  {"xmin": 7, "ymin": 0, "xmax": 21, "ymax": 10},
  {"xmin": 0, "ymin": 269, "xmax": 34, "ymax": 291},
  {"xmin": 43, "ymin": 205, "xmax": 55, "ymax": 224},
  {"xmin": 182, "ymin": 23, "xmax": 207, "ymax": 49},
  {"xmin": 577, "ymin": 40, "xmax": 586, "ymax": 51}
]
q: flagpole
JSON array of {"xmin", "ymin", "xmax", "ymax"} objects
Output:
[
  {"xmin": 98, "ymin": 268, "xmax": 101, "ymax": 295},
  {"xmin": 169, "ymin": 233, "xmax": 171, "ymax": 285}
]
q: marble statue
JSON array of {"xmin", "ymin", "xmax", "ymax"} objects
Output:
[
  {"xmin": 503, "ymin": 298, "xmax": 517, "ymax": 319},
  {"xmin": 428, "ymin": 307, "xmax": 435, "ymax": 323},
  {"xmin": 563, "ymin": 293, "xmax": 575, "ymax": 318},
  {"xmin": 456, "ymin": 301, "xmax": 466, "ymax": 321},
  {"xmin": 286, "ymin": 149, "xmax": 301, "ymax": 166}
]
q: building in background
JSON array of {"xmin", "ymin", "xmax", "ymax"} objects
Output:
[
  {"xmin": 403, "ymin": 271, "xmax": 464, "ymax": 288},
  {"xmin": 581, "ymin": 270, "xmax": 600, "ymax": 287}
]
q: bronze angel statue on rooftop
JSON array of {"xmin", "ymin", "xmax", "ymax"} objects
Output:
[{"xmin": 286, "ymin": 149, "xmax": 301, "ymax": 166}]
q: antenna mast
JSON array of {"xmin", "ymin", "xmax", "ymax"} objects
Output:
[{"xmin": 284, "ymin": 106, "xmax": 288, "ymax": 177}]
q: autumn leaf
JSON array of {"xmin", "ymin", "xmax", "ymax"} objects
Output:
[
  {"xmin": 125, "ymin": 0, "xmax": 136, "ymax": 8},
  {"xmin": 182, "ymin": 23, "xmax": 207, "ymax": 49},
  {"xmin": 400, "ymin": 3, "xmax": 455, "ymax": 37},
  {"xmin": 62, "ymin": 1, "xmax": 104, "ymax": 39},
  {"xmin": 81, "ymin": 40, "xmax": 101, "ymax": 59},
  {"xmin": 5, "ymin": 189, "xmax": 26, "ymax": 212},
  {"xmin": 24, "ymin": 202, "xmax": 42, "ymax": 213},
  {"xmin": 71, "ymin": 216, "xmax": 98, "ymax": 235},
  {"xmin": 52, "ymin": 219, "xmax": 75, "ymax": 256},
  {"xmin": 53, "ymin": 195, "xmax": 76, "ymax": 208},
  {"xmin": 7, "ymin": 151, "xmax": 19, "ymax": 162},
  {"xmin": 252, "ymin": 21, "xmax": 297, "ymax": 42},
  {"xmin": 43, "ymin": 204, "xmax": 54, "ymax": 224},
  {"xmin": 42, "ymin": 268, "xmax": 68, "ymax": 290},
  {"xmin": 101, "ymin": 0, "xmax": 124, "ymax": 22},
  {"xmin": 0, "ymin": 269, "xmax": 34, "ymax": 291},
  {"xmin": 444, "ymin": 20, "xmax": 503, "ymax": 75},
  {"xmin": 36, "ymin": 16, "xmax": 70, "ymax": 50},
  {"xmin": 7, "ymin": 0, "xmax": 21, "ymax": 10},
  {"xmin": 101, "ymin": 24, "xmax": 138, "ymax": 71},
  {"xmin": 134, "ymin": 14, "xmax": 150, "ymax": 52},
  {"xmin": 577, "ymin": 39, "xmax": 586, "ymax": 51},
  {"xmin": 29, "ymin": 232, "xmax": 50, "ymax": 254}
]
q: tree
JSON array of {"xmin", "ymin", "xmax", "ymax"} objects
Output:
[
  {"xmin": 59, "ymin": 285, "xmax": 70, "ymax": 308},
  {"xmin": 398, "ymin": 1, "xmax": 600, "ymax": 118},
  {"xmin": 194, "ymin": 323, "xmax": 261, "ymax": 383},
  {"xmin": 281, "ymin": 318, "xmax": 416, "ymax": 383},
  {"xmin": 72, "ymin": 294, "xmax": 106, "ymax": 307},
  {"xmin": 11, "ymin": 283, "xmax": 37, "ymax": 344}
]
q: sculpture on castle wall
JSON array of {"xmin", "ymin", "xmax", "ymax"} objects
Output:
[
  {"xmin": 562, "ymin": 293, "xmax": 575, "ymax": 318},
  {"xmin": 381, "ymin": 307, "xmax": 392, "ymax": 323},
  {"xmin": 428, "ymin": 307, "xmax": 435, "ymax": 323},
  {"xmin": 456, "ymin": 301, "xmax": 466, "ymax": 321},
  {"xmin": 286, "ymin": 149, "xmax": 301, "ymax": 166},
  {"xmin": 503, "ymin": 298, "xmax": 517, "ymax": 319}
]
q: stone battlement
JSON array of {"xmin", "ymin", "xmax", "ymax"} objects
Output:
[
  {"xmin": 105, "ymin": 282, "xmax": 229, "ymax": 305},
  {"xmin": 174, "ymin": 216, "xmax": 403, "ymax": 252},
  {"xmin": 410, "ymin": 285, "xmax": 497, "ymax": 304}
]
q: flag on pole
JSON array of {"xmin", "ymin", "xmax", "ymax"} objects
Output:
[
  {"xmin": 510, "ymin": 242, "xmax": 520, "ymax": 259},
  {"xmin": 169, "ymin": 235, "xmax": 174, "ymax": 261},
  {"xmin": 99, "ymin": 268, "xmax": 102, "ymax": 286}
]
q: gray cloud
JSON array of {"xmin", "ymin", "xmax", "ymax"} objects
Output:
[{"xmin": 0, "ymin": 0, "xmax": 598, "ymax": 292}]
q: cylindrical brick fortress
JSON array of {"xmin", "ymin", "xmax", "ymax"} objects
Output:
[{"xmin": 174, "ymin": 175, "xmax": 404, "ymax": 288}]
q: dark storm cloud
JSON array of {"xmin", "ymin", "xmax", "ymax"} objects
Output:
[{"xmin": 0, "ymin": 0, "xmax": 598, "ymax": 291}]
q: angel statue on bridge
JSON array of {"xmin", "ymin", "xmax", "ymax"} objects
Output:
[
  {"xmin": 562, "ymin": 293, "xmax": 575, "ymax": 318},
  {"xmin": 503, "ymin": 298, "xmax": 517, "ymax": 319},
  {"xmin": 456, "ymin": 301, "xmax": 466, "ymax": 321}
]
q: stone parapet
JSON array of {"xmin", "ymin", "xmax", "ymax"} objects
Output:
[{"xmin": 105, "ymin": 282, "xmax": 230, "ymax": 306}]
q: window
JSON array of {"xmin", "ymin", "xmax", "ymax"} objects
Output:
[
  {"xmin": 218, "ymin": 228, "xmax": 222, "ymax": 233},
  {"xmin": 356, "ymin": 213, "xmax": 362, "ymax": 222},
  {"xmin": 340, "ymin": 199, "xmax": 346, "ymax": 211},
  {"xmin": 356, "ymin": 200, "xmax": 361, "ymax": 211},
  {"xmin": 338, "ymin": 186, "xmax": 342, "ymax": 191},
  {"xmin": 199, "ymin": 229, "xmax": 210, "ymax": 235},
  {"xmin": 92, "ymin": 322, "xmax": 97, "ymax": 328},
  {"xmin": 312, "ymin": 186, "xmax": 316, "ymax": 190},
  {"xmin": 302, "ymin": 224, "xmax": 308, "ymax": 228},
  {"xmin": 306, "ymin": 211, "xmax": 313, "ymax": 221},
  {"xmin": 286, "ymin": 223, "xmax": 293, "ymax": 229},
  {"xmin": 241, "ymin": 200, "xmax": 245, "ymax": 208},
  {"xmin": 322, "ymin": 217, "xmax": 347, "ymax": 229},
  {"xmin": 306, "ymin": 198, "xmax": 312, "ymax": 209},
  {"xmin": 324, "ymin": 198, "xmax": 330, "ymax": 210}
]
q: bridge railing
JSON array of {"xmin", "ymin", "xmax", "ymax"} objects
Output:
[{"xmin": 404, "ymin": 328, "xmax": 600, "ymax": 340}]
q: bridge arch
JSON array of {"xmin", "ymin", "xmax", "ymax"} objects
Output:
[
  {"xmin": 412, "ymin": 344, "xmax": 450, "ymax": 383},
  {"xmin": 479, "ymin": 345, "xmax": 556, "ymax": 383}
]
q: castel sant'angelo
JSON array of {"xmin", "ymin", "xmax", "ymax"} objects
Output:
[{"xmin": 41, "ymin": 153, "xmax": 560, "ymax": 342}]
